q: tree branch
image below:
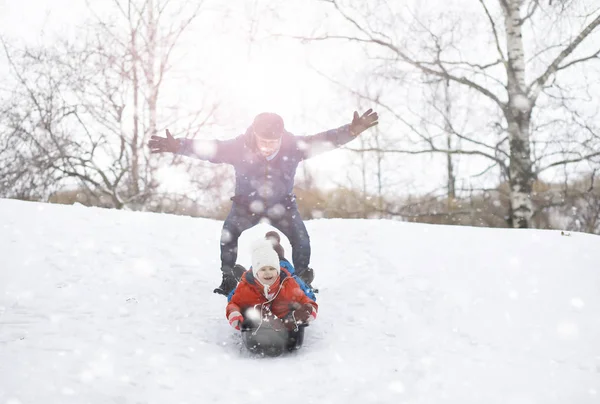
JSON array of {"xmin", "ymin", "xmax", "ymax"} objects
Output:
[
  {"xmin": 346, "ymin": 146, "xmax": 504, "ymax": 165},
  {"xmin": 302, "ymin": 0, "xmax": 507, "ymax": 109},
  {"xmin": 477, "ymin": 0, "xmax": 507, "ymax": 61},
  {"xmin": 528, "ymin": 13, "xmax": 600, "ymax": 101},
  {"xmin": 555, "ymin": 48, "xmax": 600, "ymax": 71},
  {"xmin": 520, "ymin": 0, "xmax": 540, "ymax": 26},
  {"xmin": 537, "ymin": 150, "xmax": 600, "ymax": 174}
]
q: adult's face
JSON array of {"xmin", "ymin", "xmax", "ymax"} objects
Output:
[
  {"xmin": 255, "ymin": 133, "xmax": 281, "ymax": 157},
  {"xmin": 252, "ymin": 112, "xmax": 284, "ymax": 157}
]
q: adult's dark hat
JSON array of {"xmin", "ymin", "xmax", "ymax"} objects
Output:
[{"xmin": 252, "ymin": 113, "xmax": 284, "ymax": 139}]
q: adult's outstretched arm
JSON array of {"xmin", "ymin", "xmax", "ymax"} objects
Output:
[
  {"xmin": 294, "ymin": 109, "xmax": 378, "ymax": 160},
  {"xmin": 148, "ymin": 129, "xmax": 240, "ymax": 165}
]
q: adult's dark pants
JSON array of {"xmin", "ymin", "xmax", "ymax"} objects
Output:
[{"xmin": 220, "ymin": 201, "xmax": 310, "ymax": 272}]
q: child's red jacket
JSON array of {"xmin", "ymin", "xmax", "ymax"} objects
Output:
[{"xmin": 226, "ymin": 268, "xmax": 318, "ymax": 320}]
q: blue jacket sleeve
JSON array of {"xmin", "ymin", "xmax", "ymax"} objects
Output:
[
  {"xmin": 177, "ymin": 137, "xmax": 241, "ymax": 165},
  {"xmin": 292, "ymin": 124, "xmax": 356, "ymax": 160}
]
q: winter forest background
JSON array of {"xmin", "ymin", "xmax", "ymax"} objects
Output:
[{"xmin": 1, "ymin": 0, "xmax": 600, "ymax": 234}]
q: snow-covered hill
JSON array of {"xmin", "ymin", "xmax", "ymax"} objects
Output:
[{"xmin": 1, "ymin": 199, "xmax": 599, "ymax": 404}]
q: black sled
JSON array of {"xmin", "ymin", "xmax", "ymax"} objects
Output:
[{"xmin": 241, "ymin": 321, "xmax": 307, "ymax": 357}]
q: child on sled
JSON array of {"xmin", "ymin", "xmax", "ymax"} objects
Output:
[{"xmin": 226, "ymin": 238, "xmax": 318, "ymax": 355}]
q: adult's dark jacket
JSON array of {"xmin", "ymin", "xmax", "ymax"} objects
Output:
[{"xmin": 177, "ymin": 124, "xmax": 356, "ymax": 208}]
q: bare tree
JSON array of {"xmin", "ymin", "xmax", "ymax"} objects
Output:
[
  {"xmin": 569, "ymin": 173, "xmax": 600, "ymax": 234},
  {"xmin": 0, "ymin": 40, "xmax": 83, "ymax": 201},
  {"xmin": 0, "ymin": 100, "xmax": 60, "ymax": 201},
  {"xmin": 1, "ymin": 0, "xmax": 224, "ymax": 209},
  {"xmin": 290, "ymin": 0, "xmax": 600, "ymax": 228}
]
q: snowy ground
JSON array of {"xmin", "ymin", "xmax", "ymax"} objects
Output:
[{"xmin": 1, "ymin": 199, "xmax": 599, "ymax": 404}]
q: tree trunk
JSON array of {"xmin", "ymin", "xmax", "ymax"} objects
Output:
[
  {"xmin": 360, "ymin": 135, "xmax": 368, "ymax": 219},
  {"xmin": 374, "ymin": 127, "xmax": 383, "ymax": 218},
  {"xmin": 503, "ymin": 0, "xmax": 534, "ymax": 228},
  {"xmin": 145, "ymin": 0, "xmax": 158, "ymax": 206},
  {"xmin": 506, "ymin": 112, "xmax": 533, "ymax": 228},
  {"xmin": 444, "ymin": 79, "xmax": 456, "ymax": 205},
  {"xmin": 131, "ymin": 29, "xmax": 141, "ymax": 197},
  {"xmin": 147, "ymin": 0, "xmax": 157, "ymax": 140}
]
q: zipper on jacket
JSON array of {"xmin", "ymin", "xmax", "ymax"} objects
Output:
[{"xmin": 252, "ymin": 277, "xmax": 289, "ymax": 335}]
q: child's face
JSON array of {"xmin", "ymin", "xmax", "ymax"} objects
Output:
[{"xmin": 256, "ymin": 266, "xmax": 279, "ymax": 286}]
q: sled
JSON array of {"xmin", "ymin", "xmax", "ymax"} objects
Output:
[{"xmin": 240, "ymin": 322, "xmax": 307, "ymax": 357}]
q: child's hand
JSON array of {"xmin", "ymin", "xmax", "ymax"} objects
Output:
[
  {"xmin": 263, "ymin": 311, "xmax": 286, "ymax": 332},
  {"xmin": 228, "ymin": 311, "xmax": 244, "ymax": 330},
  {"xmin": 292, "ymin": 304, "xmax": 316, "ymax": 324}
]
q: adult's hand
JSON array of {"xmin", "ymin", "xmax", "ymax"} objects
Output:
[
  {"xmin": 349, "ymin": 108, "xmax": 379, "ymax": 136},
  {"xmin": 148, "ymin": 129, "xmax": 180, "ymax": 154}
]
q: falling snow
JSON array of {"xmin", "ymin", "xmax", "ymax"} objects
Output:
[
  {"xmin": 220, "ymin": 228, "xmax": 233, "ymax": 244},
  {"xmin": 556, "ymin": 322, "xmax": 579, "ymax": 340},
  {"xmin": 191, "ymin": 140, "xmax": 217, "ymax": 159},
  {"xmin": 511, "ymin": 94, "xmax": 531, "ymax": 112},
  {"xmin": 304, "ymin": 140, "xmax": 336, "ymax": 158},
  {"xmin": 249, "ymin": 200, "xmax": 265, "ymax": 214},
  {"xmin": 570, "ymin": 298, "xmax": 585, "ymax": 310},
  {"xmin": 266, "ymin": 203, "xmax": 285, "ymax": 218}
]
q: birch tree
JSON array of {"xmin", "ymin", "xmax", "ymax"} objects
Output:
[{"xmin": 294, "ymin": 0, "xmax": 600, "ymax": 228}]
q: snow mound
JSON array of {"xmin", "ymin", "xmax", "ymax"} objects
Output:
[{"xmin": 1, "ymin": 199, "xmax": 599, "ymax": 403}]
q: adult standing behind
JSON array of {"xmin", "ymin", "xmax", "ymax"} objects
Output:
[{"xmin": 148, "ymin": 109, "xmax": 378, "ymax": 295}]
